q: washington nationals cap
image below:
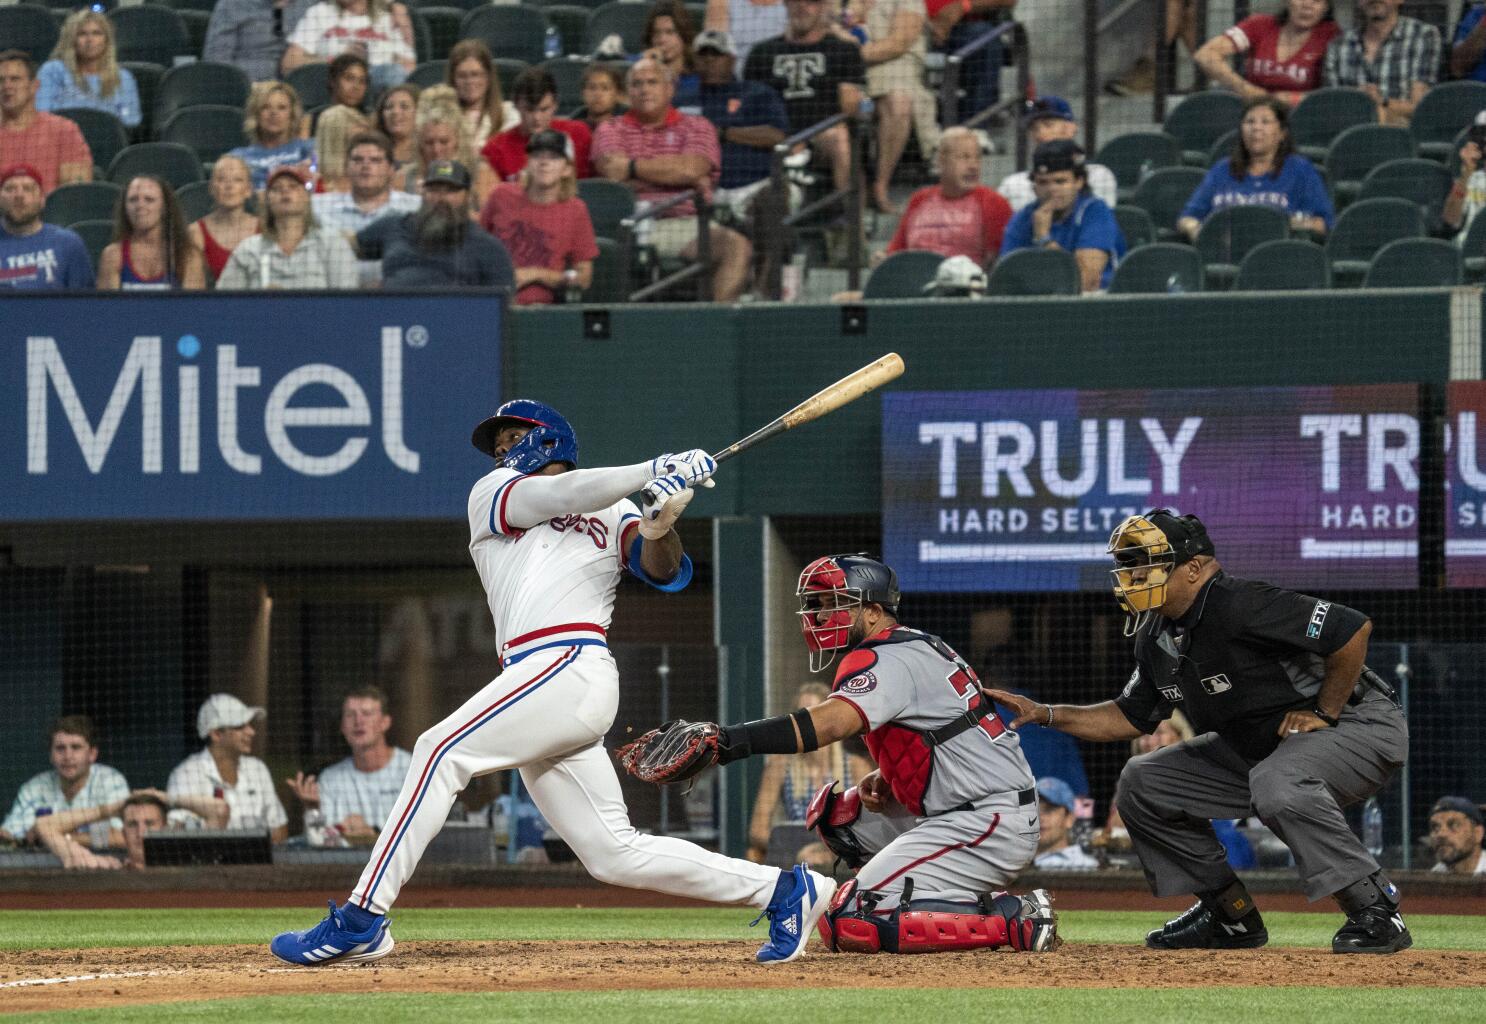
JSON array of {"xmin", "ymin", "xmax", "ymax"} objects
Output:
[
  {"xmin": 525, "ymin": 128, "xmax": 575, "ymax": 161},
  {"xmin": 1036, "ymin": 777, "xmax": 1077, "ymax": 814},
  {"xmin": 0, "ymin": 163, "xmax": 44, "ymax": 189},
  {"xmin": 1431, "ymin": 796, "xmax": 1484, "ymax": 825},
  {"xmin": 424, "ymin": 159, "xmax": 472, "ymax": 189},
  {"xmin": 1032, "ymin": 138, "xmax": 1085, "ymax": 175},
  {"xmin": 693, "ymin": 29, "xmax": 737, "ymax": 56},
  {"xmin": 1024, "ymin": 95, "xmax": 1075, "ymax": 128},
  {"xmin": 197, "ymin": 693, "xmax": 266, "ymax": 739}
]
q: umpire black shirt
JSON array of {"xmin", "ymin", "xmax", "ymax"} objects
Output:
[{"xmin": 1114, "ymin": 571, "xmax": 1369, "ymax": 763}]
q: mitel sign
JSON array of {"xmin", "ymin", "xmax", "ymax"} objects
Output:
[{"xmin": 3, "ymin": 294, "xmax": 502, "ymax": 519}]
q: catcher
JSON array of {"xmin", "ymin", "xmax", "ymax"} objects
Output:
[{"xmin": 620, "ymin": 553, "xmax": 1058, "ymax": 954}]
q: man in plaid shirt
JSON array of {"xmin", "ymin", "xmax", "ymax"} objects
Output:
[{"xmin": 1323, "ymin": 0, "xmax": 1440, "ymax": 126}]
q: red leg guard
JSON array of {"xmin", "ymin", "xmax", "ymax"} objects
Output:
[
  {"xmin": 897, "ymin": 910, "xmax": 1011, "ymax": 953},
  {"xmin": 834, "ymin": 917, "xmax": 883, "ymax": 953}
]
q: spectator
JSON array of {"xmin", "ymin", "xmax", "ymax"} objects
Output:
[
  {"xmin": 357, "ymin": 159, "xmax": 515, "ymax": 288},
  {"xmin": 229, "ymin": 81, "xmax": 317, "ymax": 191},
  {"xmin": 998, "ymin": 96, "xmax": 1118, "ymax": 212},
  {"xmin": 694, "ymin": 31, "xmax": 788, "ymax": 224},
  {"xmin": 1194, "ymin": 0, "xmax": 1339, "ymax": 107},
  {"xmin": 1428, "ymin": 796, "xmax": 1485, "ymax": 875},
  {"xmin": 313, "ymin": 103, "xmax": 371, "ymax": 193},
  {"xmin": 404, "ymin": 88, "xmax": 496, "ymax": 206},
  {"xmin": 0, "ymin": 50, "xmax": 92, "ymax": 195},
  {"xmin": 478, "ymin": 129, "xmax": 598, "ymax": 304},
  {"xmin": 746, "ymin": 682, "xmax": 872, "ymax": 863},
  {"xmin": 643, "ymin": 0, "xmax": 701, "ymax": 109},
  {"xmin": 167, "ymin": 694, "xmax": 289, "ymax": 841},
  {"xmin": 313, "ymin": 131, "xmax": 418, "ymax": 284},
  {"xmin": 1104, "ymin": 711, "xmax": 1195, "ymax": 838},
  {"xmin": 704, "ymin": 0, "xmax": 787, "ymax": 70},
  {"xmin": 204, "ymin": 0, "xmax": 316, "ymax": 83},
  {"xmin": 0, "ymin": 715, "xmax": 128, "ymax": 845},
  {"xmin": 376, "ymin": 82, "xmax": 420, "ymax": 173},
  {"xmin": 593, "ymin": 58, "xmax": 752, "ymax": 301},
  {"xmin": 34, "ymin": 790, "xmax": 230, "ymax": 871},
  {"xmin": 301, "ymin": 52, "xmax": 370, "ymax": 137},
  {"xmin": 36, "ymin": 11, "xmax": 141, "ymax": 130},
  {"xmin": 1034, "ymin": 777, "xmax": 1099, "ymax": 870},
  {"xmin": 744, "ymin": 0, "xmax": 865, "ymax": 194},
  {"xmin": 446, "ymin": 40, "xmax": 516, "ymax": 152},
  {"xmin": 1000, "ymin": 139, "xmax": 1126, "ymax": 292},
  {"xmin": 925, "ymin": 0, "xmax": 1016, "ymax": 124},
  {"xmin": 1178, "ymin": 95, "xmax": 1333, "ymax": 241},
  {"xmin": 1444, "ymin": 111, "xmax": 1486, "ymax": 241},
  {"xmin": 0, "ymin": 163, "xmax": 94, "ymax": 289},
  {"xmin": 285, "ymin": 687, "xmax": 412, "ymax": 844},
  {"xmin": 98, "ymin": 175, "xmax": 207, "ymax": 290},
  {"xmin": 578, "ymin": 64, "xmax": 627, "ymax": 134},
  {"xmin": 885, "ymin": 126, "xmax": 1011, "ymax": 266},
  {"xmin": 849, "ymin": 0, "xmax": 937, "ymax": 213},
  {"xmin": 483, "ymin": 69, "xmax": 593, "ymax": 184},
  {"xmin": 1453, "ymin": 2, "xmax": 1486, "ymax": 80},
  {"xmin": 188, "ymin": 156, "xmax": 259, "ymax": 284},
  {"xmin": 1323, "ymin": 0, "xmax": 1439, "ymax": 127},
  {"xmin": 284, "ymin": 0, "xmax": 415, "ymax": 93},
  {"xmin": 217, "ymin": 164, "xmax": 359, "ymax": 288}
]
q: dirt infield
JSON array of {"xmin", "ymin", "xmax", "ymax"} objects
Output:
[{"xmin": 4, "ymin": 941, "xmax": 1485, "ymax": 1014}]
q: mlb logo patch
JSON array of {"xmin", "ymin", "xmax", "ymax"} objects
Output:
[
  {"xmin": 1307, "ymin": 601, "xmax": 1330, "ymax": 639},
  {"xmin": 1201, "ymin": 673, "xmax": 1233, "ymax": 695}
]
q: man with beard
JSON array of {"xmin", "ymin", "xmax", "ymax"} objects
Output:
[
  {"xmin": 0, "ymin": 163, "xmax": 93, "ymax": 288},
  {"xmin": 1323, "ymin": 0, "xmax": 1439, "ymax": 126},
  {"xmin": 355, "ymin": 159, "xmax": 514, "ymax": 289},
  {"xmin": 1428, "ymin": 796, "xmax": 1485, "ymax": 875}
]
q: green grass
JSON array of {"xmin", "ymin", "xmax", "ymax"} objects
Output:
[
  {"xmin": 1, "ymin": 907, "xmax": 1485, "ymax": 952},
  {"xmin": 8, "ymin": 988, "xmax": 1486, "ymax": 1024}
]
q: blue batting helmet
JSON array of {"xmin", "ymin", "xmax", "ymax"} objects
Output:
[{"xmin": 471, "ymin": 399, "xmax": 579, "ymax": 472}]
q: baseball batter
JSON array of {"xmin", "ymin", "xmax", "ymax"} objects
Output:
[
  {"xmin": 991, "ymin": 510, "xmax": 1412, "ymax": 955},
  {"xmin": 270, "ymin": 400, "xmax": 836, "ymax": 967},
  {"xmin": 621, "ymin": 554, "xmax": 1058, "ymax": 954}
]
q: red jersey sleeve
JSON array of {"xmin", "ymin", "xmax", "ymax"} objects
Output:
[
  {"xmin": 887, "ymin": 188, "xmax": 931, "ymax": 253},
  {"xmin": 1224, "ymin": 14, "xmax": 1272, "ymax": 52}
]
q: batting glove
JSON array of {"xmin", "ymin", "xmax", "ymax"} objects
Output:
[
  {"xmin": 639, "ymin": 477, "xmax": 697, "ymax": 539},
  {"xmin": 648, "ymin": 449, "xmax": 717, "ymax": 489}
]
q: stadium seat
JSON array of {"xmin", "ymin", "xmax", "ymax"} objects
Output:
[
  {"xmin": 405, "ymin": 0, "xmax": 488, "ymax": 10},
  {"xmin": 542, "ymin": 56, "xmax": 590, "ymax": 111},
  {"xmin": 984, "ymin": 247, "xmax": 1081, "ymax": 296},
  {"xmin": 108, "ymin": 7, "xmax": 193, "ymax": 68},
  {"xmin": 1128, "ymin": 165, "xmax": 1205, "ymax": 240},
  {"xmin": 1357, "ymin": 158, "xmax": 1453, "ymax": 232},
  {"xmin": 159, "ymin": 0, "xmax": 221, "ymax": 11},
  {"xmin": 177, "ymin": 9, "xmax": 211, "ymax": 61},
  {"xmin": 1460, "ymin": 209, "xmax": 1486, "ymax": 282},
  {"xmin": 106, "ymin": 141, "xmax": 205, "ymax": 190},
  {"xmin": 409, "ymin": 60, "xmax": 449, "ymax": 89},
  {"xmin": 529, "ymin": 0, "xmax": 613, "ymax": 10},
  {"xmin": 577, "ymin": 178, "xmax": 636, "ymax": 238},
  {"xmin": 0, "ymin": 6, "xmax": 59, "ymax": 65},
  {"xmin": 1326, "ymin": 124, "xmax": 1416, "ymax": 207},
  {"xmin": 154, "ymin": 62, "xmax": 251, "ymax": 129},
  {"xmin": 1108, "ymin": 242, "xmax": 1203, "ymax": 294},
  {"xmin": 1290, "ymin": 87, "xmax": 1376, "ymax": 162},
  {"xmin": 1093, "ymin": 131, "xmax": 1183, "ymax": 201},
  {"xmin": 1362, "ymin": 236, "xmax": 1463, "ymax": 287},
  {"xmin": 1409, "ymin": 80, "xmax": 1486, "ymax": 162},
  {"xmin": 174, "ymin": 179, "xmax": 213, "ymax": 225},
  {"xmin": 54, "ymin": 107, "xmax": 130, "ymax": 175},
  {"xmin": 1163, "ymin": 91, "xmax": 1243, "ymax": 167},
  {"xmin": 1194, "ymin": 205, "xmax": 1290, "ymax": 289},
  {"xmin": 585, "ymin": 236, "xmax": 629, "ymax": 302},
  {"xmin": 406, "ymin": 6, "xmax": 434, "ymax": 64},
  {"xmin": 494, "ymin": 58, "xmax": 531, "ymax": 98},
  {"xmin": 69, "ymin": 218, "xmax": 115, "ymax": 271},
  {"xmin": 544, "ymin": 6, "xmax": 593, "ymax": 58},
  {"xmin": 157, "ymin": 105, "xmax": 248, "ymax": 164},
  {"xmin": 1325, "ymin": 197, "xmax": 1425, "ymax": 287},
  {"xmin": 121, "ymin": 61, "xmax": 165, "ymax": 141},
  {"xmin": 1113, "ymin": 204, "xmax": 1155, "ymax": 250},
  {"xmin": 419, "ymin": 8, "xmax": 466, "ymax": 62},
  {"xmin": 1206, "ymin": 127, "xmax": 1238, "ymax": 166},
  {"xmin": 461, "ymin": 6, "xmax": 552, "ymax": 65},
  {"xmin": 284, "ymin": 63, "xmax": 331, "ymax": 112},
  {"xmin": 1233, "ymin": 238, "xmax": 1332, "ymax": 291},
  {"xmin": 43, "ymin": 181, "xmax": 122, "ymax": 228},
  {"xmin": 584, "ymin": 2, "xmax": 652, "ymax": 56},
  {"xmin": 862, "ymin": 250, "xmax": 943, "ymax": 298}
]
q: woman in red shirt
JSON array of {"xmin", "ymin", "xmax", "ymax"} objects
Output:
[{"xmin": 1193, "ymin": 0, "xmax": 1338, "ymax": 107}]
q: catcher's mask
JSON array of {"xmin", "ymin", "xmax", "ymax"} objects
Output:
[
  {"xmin": 797, "ymin": 554, "xmax": 900, "ymax": 673},
  {"xmin": 1107, "ymin": 509, "xmax": 1214, "ymax": 636}
]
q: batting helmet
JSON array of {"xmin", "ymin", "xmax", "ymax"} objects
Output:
[
  {"xmin": 1107, "ymin": 509, "xmax": 1214, "ymax": 634},
  {"xmin": 471, "ymin": 399, "xmax": 579, "ymax": 473},
  {"xmin": 797, "ymin": 553, "xmax": 900, "ymax": 673}
]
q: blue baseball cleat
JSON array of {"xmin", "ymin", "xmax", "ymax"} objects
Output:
[
  {"xmin": 270, "ymin": 901, "xmax": 394, "ymax": 967},
  {"xmin": 753, "ymin": 863, "xmax": 838, "ymax": 963}
]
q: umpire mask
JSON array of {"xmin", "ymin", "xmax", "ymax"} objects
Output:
[{"xmin": 1107, "ymin": 510, "xmax": 1214, "ymax": 636}]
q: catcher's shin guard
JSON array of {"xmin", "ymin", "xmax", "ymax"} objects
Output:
[{"xmin": 823, "ymin": 882, "xmax": 1060, "ymax": 954}]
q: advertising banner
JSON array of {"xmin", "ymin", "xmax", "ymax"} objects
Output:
[{"xmin": 1447, "ymin": 381, "xmax": 1486, "ymax": 587}]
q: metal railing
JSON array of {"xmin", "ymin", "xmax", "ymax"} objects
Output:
[
  {"xmin": 1153, "ymin": 0, "xmax": 1211, "ymax": 123},
  {"xmin": 761, "ymin": 110, "xmax": 865, "ymax": 300},
  {"xmin": 940, "ymin": 19, "xmax": 1032, "ymax": 170},
  {"xmin": 619, "ymin": 187, "xmax": 713, "ymax": 302}
]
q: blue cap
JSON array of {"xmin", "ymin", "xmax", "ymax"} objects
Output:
[
  {"xmin": 1025, "ymin": 95, "xmax": 1075, "ymax": 127},
  {"xmin": 1036, "ymin": 777, "xmax": 1077, "ymax": 813}
]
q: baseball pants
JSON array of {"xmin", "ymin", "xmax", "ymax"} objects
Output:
[
  {"xmin": 844, "ymin": 792, "xmax": 1039, "ymax": 911},
  {"xmin": 350, "ymin": 644, "xmax": 780, "ymax": 914},
  {"xmin": 1116, "ymin": 693, "xmax": 1408, "ymax": 902}
]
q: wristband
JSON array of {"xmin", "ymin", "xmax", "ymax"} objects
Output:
[
  {"xmin": 1032, "ymin": 234, "xmax": 1052, "ymax": 247},
  {"xmin": 1311, "ymin": 707, "xmax": 1339, "ymax": 727},
  {"xmin": 1045, "ymin": 704, "xmax": 1055, "ymax": 727},
  {"xmin": 718, "ymin": 712, "xmax": 802, "ymax": 763}
]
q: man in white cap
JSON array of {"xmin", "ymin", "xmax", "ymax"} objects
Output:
[{"xmin": 167, "ymin": 694, "xmax": 288, "ymax": 843}]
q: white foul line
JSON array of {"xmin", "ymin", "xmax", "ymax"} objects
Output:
[{"xmin": 0, "ymin": 968, "xmax": 182, "ymax": 989}]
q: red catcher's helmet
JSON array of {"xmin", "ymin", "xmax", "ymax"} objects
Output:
[{"xmin": 796, "ymin": 554, "xmax": 900, "ymax": 673}]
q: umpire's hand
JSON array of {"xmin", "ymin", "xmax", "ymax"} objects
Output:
[
  {"xmin": 983, "ymin": 688, "xmax": 1048, "ymax": 729},
  {"xmin": 1277, "ymin": 710, "xmax": 1330, "ymax": 738}
]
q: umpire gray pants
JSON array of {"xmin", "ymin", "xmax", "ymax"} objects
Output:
[{"xmin": 1116, "ymin": 694, "xmax": 1408, "ymax": 902}]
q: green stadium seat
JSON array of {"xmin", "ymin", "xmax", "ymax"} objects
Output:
[
  {"xmin": 419, "ymin": 8, "xmax": 467, "ymax": 62},
  {"xmin": 1409, "ymin": 80, "xmax": 1486, "ymax": 163},
  {"xmin": 108, "ymin": 7, "xmax": 193, "ymax": 68},
  {"xmin": 1357, "ymin": 158, "xmax": 1453, "ymax": 232},
  {"xmin": 106, "ymin": 141, "xmax": 205, "ymax": 190},
  {"xmin": 285, "ymin": 63, "xmax": 331, "ymax": 112},
  {"xmin": 862, "ymin": 250, "xmax": 943, "ymax": 298},
  {"xmin": 584, "ymin": 2, "xmax": 651, "ymax": 56},
  {"xmin": 1163, "ymin": 91, "xmax": 1243, "ymax": 167},
  {"xmin": 461, "ymin": 6, "xmax": 552, "ymax": 66},
  {"xmin": 174, "ymin": 179, "xmax": 213, "ymax": 225},
  {"xmin": 1128, "ymin": 165, "xmax": 1204, "ymax": 240},
  {"xmin": 1195, "ymin": 205, "xmax": 1290, "ymax": 289},
  {"xmin": 1325, "ymin": 197, "xmax": 1425, "ymax": 287},
  {"xmin": 406, "ymin": 0, "xmax": 488, "ymax": 10},
  {"xmin": 985, "ymin": 247, "xmax": 1081, "ymax": 296},
  {"xmin": 1291, "ymin": 87, "xmax": 1376, "ymax": 163},
  {"xmin": 1093, "ymin": 131, "xmax": 1183, "ymax": 201},
  {"xmin": 121, "ymin": 61, "xmax": 165, "ymax": 141},
  {"xmin": 1108, "ymin": 242, "xmax": 1203, "ymax": 294},
  {"xmin": 542, "ymin": 56, "xmax": 590, "ymax": 111},
  {"xmin": 1206, "ymin": 127, "xmax": 1239, "ymax": 166},
  {"xmin": 0, "ymin": 6, "xmax": 59, "ymax": 65},
  {"xmin": 1326, "ymin": 124, "xmax": 1415, "ymax": 207},
  {"xmin": 494, "ymin": 58, "xmax": 531, "ymax": 98},
  {"xmin": 157, "ymin": 105, "xmax": 248, "ymax": 164},
  {"xmin": 409, "ymin": 60, "xmax": 449, "ymax": 89},
  {"xmin": 54, "ymin": 107, "xmax": 130, "ymax": 175},
  {"xmin": 543, "ymin": 6, "xmax": 593, "ymax": 58},
  {"xmin": 1362, "ymin": 236, "xmax": 1463, "ymax": 287},
  {"xmin": 577, "ymin": 178, "xmax": 635, "ymax": 238},
  {"xmin": 44, "ymin": 181, "xmax": 122, "ymax": 228},
  {"xmin": 177, "ymin": 9, "xmax": 211, "ymax": 61},
  {"xmin": 69, "ymin": 218, "xmax": 115, "ymax": 271},
  {"xmin": 154, "ymin": 62, "xmax": 251, "ymax": 129},
  {"xmin": 1113, "ymin": 204, "xmax": 1155, "ymax": 250},
  {"xmin": 406, "ymin": 5, "xmax": 434, "ymax": 64},
  {"xmin": 1234, "ymin": 238, "xmax": 1332, "ymax": 291},
  {"xmin": 584, "ymin": 236, "xmax": 629, "ymax": 302}
]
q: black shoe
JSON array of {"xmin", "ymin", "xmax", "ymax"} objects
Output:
[
  {"xmin": 1146, "ymin": 902, "xmax": 1268, "ymax": 949},
  {"xmin": 1332, "ymin": 906, "xmax": 1413, "ymax": 954}
]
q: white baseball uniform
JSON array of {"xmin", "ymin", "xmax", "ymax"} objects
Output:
[{"xmin": 350, "ymin": 462, "xmax": 781, "ymax": 914}]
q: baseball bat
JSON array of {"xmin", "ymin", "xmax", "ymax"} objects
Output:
[{"xmin": 643, "ymin": 352, "xmax": 906, "ymax": 504}]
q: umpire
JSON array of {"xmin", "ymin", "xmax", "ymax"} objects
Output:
[{"xmin": 988, "ymin": 509, "xmax": 1411, "ymax": 954}]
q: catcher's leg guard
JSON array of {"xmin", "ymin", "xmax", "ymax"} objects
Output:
[{"xmin": 823, "ymin": 881, "xmax": 1060, "ymax": 954}]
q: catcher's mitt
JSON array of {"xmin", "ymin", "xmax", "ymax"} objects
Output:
[{"xmin": 616, "ymin": 719, "xmax": 724, "ymax": 785}]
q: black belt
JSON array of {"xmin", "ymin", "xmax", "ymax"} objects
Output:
[{"xmin": 932, "ymin": 787, "xmax": 1036, "ymax": 817}]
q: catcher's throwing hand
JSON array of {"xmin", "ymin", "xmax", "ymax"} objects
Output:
[
  {"xmin": 982, "ymin": 688, "xmax": 1049, "ymax": 729},
  {"xmin": 857, "ymin": 768, "xmax": 893, "ymax": 813},
  {"xmin": 616, "ymin": 719, "xmax": 725, "ymax": 785}
]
